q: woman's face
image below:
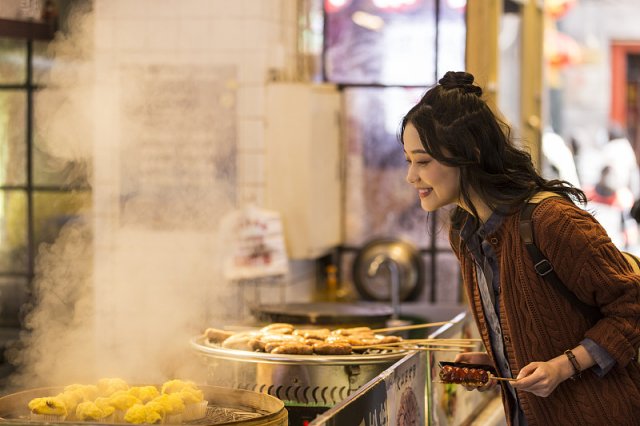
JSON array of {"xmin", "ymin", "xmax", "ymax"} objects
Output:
[{"xmin": 403, "ymin": 123, "xmax": 461, "ymax": 212}]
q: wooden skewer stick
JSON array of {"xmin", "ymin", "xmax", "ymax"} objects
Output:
[
  {"xmin": 489, "ymin": 375, "xmax": 517, "ymax": 382},
  {"xmin": 401, "ymin": 338, "xmax": 479, "ymax": 346},
  {"xmin": 401, "ymin": 347, "xmax": 466, "ymax": 352},
  {"xmin": 398, "ymin": 338, "xmax": 481, "ymax": 344},
  {"xmin": 357, "ymin": 345, "xmax": 466, "ymax": 352},
  {"xmin": 353, "ymin": 341, "xmax": 476, "ymax": 349},
  {"xmin": 371, "ymin": 321, "xmax": 453, "ymax": 333}
]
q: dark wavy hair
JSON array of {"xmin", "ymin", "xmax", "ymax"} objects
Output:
[{"xmin": 400, "ymin": 71, "xmax": 586, "ymax": 230}]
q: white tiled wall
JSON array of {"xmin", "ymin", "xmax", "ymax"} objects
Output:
[
  {"xmin": 94, "ymin": 0, "xmax": 297, "ymax": 203},
  {"xmin": 87, "ymin": 0, "xmax": 315, "ymax": 379}
]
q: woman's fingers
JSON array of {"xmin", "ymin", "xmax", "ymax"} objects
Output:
[{"xmin": 512, "ymin": 362, "xmax": 563, "ymax": 397}]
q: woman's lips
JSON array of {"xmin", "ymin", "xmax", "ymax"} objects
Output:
[{"xmin": 418, "ymin": 188, "xmax": 433, "ymax": 198}]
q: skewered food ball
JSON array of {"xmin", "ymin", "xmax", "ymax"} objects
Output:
[{"xmin": 439, "ymin": 365, "xmax": 490, "ymax": 386}]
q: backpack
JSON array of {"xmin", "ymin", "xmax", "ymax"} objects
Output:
[{"xmin": 519, "ymin": 191, "xmax": 640, "ymax": 320}]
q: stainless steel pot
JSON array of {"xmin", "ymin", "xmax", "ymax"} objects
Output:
[{"xmin": 190, "ymin": 337, "xmax": 407, "ymax": 406}]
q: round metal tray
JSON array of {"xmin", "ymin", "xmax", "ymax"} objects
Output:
[{"xmin": 190, "ymin": 337, "xmax": 408, "ymax": 365}]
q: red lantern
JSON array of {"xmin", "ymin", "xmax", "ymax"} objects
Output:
[{"xmin": 545, "ymin": 29, "xmax": 582, "ymax": 68}]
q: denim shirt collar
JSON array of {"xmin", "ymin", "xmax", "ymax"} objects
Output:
[{"xmin": 459, "ymin": 210, "xmax": 504, "ymax": 258}]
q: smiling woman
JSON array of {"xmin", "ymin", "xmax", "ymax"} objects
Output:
[{"xmin": 398, "ymin": 70, "xmax": 640, "ymax": 425}]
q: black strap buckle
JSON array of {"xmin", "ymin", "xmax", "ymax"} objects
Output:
[{"xmin": 534, "ymin": 259, "xmax": 554, "ymax": 276}]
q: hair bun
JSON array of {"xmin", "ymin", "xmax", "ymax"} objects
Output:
[{"xmin": 439, "ymin": 71, "xmax": 482, "ymax": 96}]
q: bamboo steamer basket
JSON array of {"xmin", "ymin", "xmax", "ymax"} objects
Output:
[{"xmin": 0, "ymin": 385, "xmax": 287, "ymax": 426}]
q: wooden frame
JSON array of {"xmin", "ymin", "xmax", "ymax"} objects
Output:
[
  {"xmin": 610, "ymin": 41, "xmax": 640, "ymax": 126},
  {"xmin": 0, "ymin": 18, "xmax": 54, "ymax": 41}
]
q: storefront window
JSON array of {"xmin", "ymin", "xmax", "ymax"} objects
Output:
[
  {"xmin": 0, "ymin": 39, "xmax": 26, "ymax": 85},
  {"xmin": 324, "ymin": 0, "xmax": 467, "ymax": 303},
  {"xmin": 324, "ymin": 0, "xmax": 437, "ymax": 85},
  {"xmin": 0, "ymin": 29, "xmax": 90, "ymax": 331}
]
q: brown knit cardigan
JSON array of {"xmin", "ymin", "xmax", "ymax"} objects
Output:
[{"xmin": 450, "ymin": 196, "xmax": 640, "ymax": 425}]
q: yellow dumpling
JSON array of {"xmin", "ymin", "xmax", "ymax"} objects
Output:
[
  {"xmin": 75, "ymin": 401, "xmax": 114, "ymax": 421},
  {"xmin": 97, "ymin": 377, "xmax": 129, "ymax": 396},
  {"xmin": 128, "ymin": 386, "xmax": 160, "ymax": 403},
  {"xmin": 152, "ymin": 394, "xmax": 185, "ymax": 415},
  {"xmin": 28, "ymin": 397, "xmax": 67, "ymax": 416},
  {"xmin": 124, "ymin": 403, "xmax": 162, "ymax": 424},
  {"xmin": 93, "ymin": 396, "xmax": 112, "ymax": 410},
  {"xmin": 64, "ymin": 384, "xmax": 99, "ymax": 401},
  {"xmin": 178, "ymin": 388, "xmax": 204, "ymax": 404},
  {"xmin": 145, "ymin": 400, "xmax": 166, "ymax": 418},
  {"xmin": 161, "ymin": 379, "xmax": 197, "ymax": 394},
  {"xmin": 177, "ymin": 388, "xmax": 208, "ymax": 421},
  {"xmin": 108, "ymin": 390, "xmax": 141, "ymax": 411},
  {"xmin": 55, "ymin": 391, "xmax": 83, "ymax": 414}
]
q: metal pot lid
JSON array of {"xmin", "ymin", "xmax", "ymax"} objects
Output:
[
  {"xmin": 352, "ymin": 238, "xmax": 424, "ymax": 302},
  {"xmin": 251, "ymin": 302, "xmax": 393, "ymax": 325}
]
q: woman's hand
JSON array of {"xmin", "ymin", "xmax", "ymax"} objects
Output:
[
  {"xmin": 511, "ymin": 359, "xmax": 572, "ymax": 397},
  {"xmin": 453, "ymin": 352, "xmax": 498, "ymax": 392},
  {"xmin": 513, "ymin": 346, "xmax": 594, "ymax": 397}
]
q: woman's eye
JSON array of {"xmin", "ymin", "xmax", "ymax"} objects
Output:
[{"xmin": 405, "ymin": 157, "xmax": 431, "ymax": 166}]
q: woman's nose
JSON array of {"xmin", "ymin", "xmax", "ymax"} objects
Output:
[{"xmin": 406, "ymin": 166, "xmax": 418, "ymax": 184}]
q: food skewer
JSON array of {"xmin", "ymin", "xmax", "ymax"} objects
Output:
[
  {"xmin": 371, "ymin": 321, "xmax": 453, "ymax": 333},
  {"xmin": 385, "ymin": 339, "xmax": 476, "ymax": 347},
  {"xmin": 204, "ymin": 322, "xmax": 482, "ymax": 356},
  {"xmin": 394, "ymin": 347, "xmax": 467, "ymax": 352},
  {"xmin": 434, "ymin": 376, "xmax": 518, "ymax": 383},
  {"xmin": 438, "ymin": 364, "xmax": 519, "ymax": 385},
  {"xmin": 351, "ymin": 339, "xmax": 477, "ymax": 349},
  {"xmin": 356, "ymin": 344, "xmax": 467, "ymax": 352}
]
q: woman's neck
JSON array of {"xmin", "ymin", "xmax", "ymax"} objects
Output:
[{"xmin": 458, "ymin": 191, "xmax": 493, "ymax": 224}]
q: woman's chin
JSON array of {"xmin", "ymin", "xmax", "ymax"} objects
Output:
[{"xmin": 420, "ymin": 198, "xmax": 440, "ymax": 212}]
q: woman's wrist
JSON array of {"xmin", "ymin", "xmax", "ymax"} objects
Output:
[
  {"xmin": 564, "ymin": 349, "xmax": 583, "ymax": 379},
  {"xmin": 550, "ymin": 352, "xmax": 577, "ymax": 381},
  {"xmin": 552, "ymin": 345, "xmax": 595, "ymax": 381}
]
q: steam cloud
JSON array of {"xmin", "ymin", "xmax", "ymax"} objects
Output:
[{"xmin": 6, "ymin": 2, "xmax": 238, "ymax": 390}]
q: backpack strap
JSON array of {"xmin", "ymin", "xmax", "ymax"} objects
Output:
[
  {"xmin": 623, "ymin": 252, "xmax": 640, "ymax": 274},
  {"xmin": 519, "ymin": 193, "xmax": 601, "ymax": 320}
]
